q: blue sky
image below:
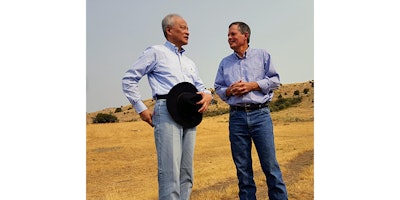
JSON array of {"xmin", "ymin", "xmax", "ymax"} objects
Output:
[{"xmin": 87, "ymin": 0, "xmax": 314, "ymax": 112}]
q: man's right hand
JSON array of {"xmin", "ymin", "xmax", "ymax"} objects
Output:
[{"xmin": 139, "ymin": 109, "xmax": 153, "ymax": 127}]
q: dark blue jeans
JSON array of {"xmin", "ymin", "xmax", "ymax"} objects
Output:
[{"xmin": 229, "ymin": 107, "xmax": 288, "ymax": 200}]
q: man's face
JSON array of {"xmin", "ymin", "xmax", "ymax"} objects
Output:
[
  {"xmin": 167, "ymin": 17, "xmax": 189, "ymax": 48},
  {"xmin": 228, "ymin": 24, "xmax": 247, "ymax": 51}
]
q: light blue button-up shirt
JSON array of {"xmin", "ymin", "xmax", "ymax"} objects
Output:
[
  {"xmin": 122, "ymin": 41, "xmax": 210, "ymax": 114},
  {"xmin": 214, "ymin": 48, "xmax": 280, "ymax": 106}
]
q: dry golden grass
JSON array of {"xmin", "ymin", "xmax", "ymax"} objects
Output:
[{"xmin": 87, "ymin": 81, "xmax": 314, "ymax": 200}]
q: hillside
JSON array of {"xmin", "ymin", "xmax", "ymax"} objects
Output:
[
  {"xmin": 86, "ymin": 80, "xmax": 314, "ymax": 124},
  {"xmin": 87, "ymin": 80, "xmax": 314, "ymax": 199}
]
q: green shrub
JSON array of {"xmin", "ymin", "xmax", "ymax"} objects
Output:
[
  {"xmin": 115, "ymin": 107, "xmax": 122, "ymax": 113},
  {"xmin": 204, "ymin": 107, "xmax": 230, "ymax": 117},
  {"xmin": 270, "ymin": 96, "xmax": 302, "ymax": 112},
  {"xmin": 93, "ymin": 113, "xmax": 118, "ymax": 123}
]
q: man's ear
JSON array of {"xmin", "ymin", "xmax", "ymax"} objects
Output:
[
  {"xmin": 244, "ymin": 32, "xmax": 249, "ymax": 39},
  {"xmin": 166, "ymin": 27, "xmax": 172, "ymax": 36}
]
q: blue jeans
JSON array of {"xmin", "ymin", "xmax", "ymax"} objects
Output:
[
  {"xmin": 152, "ymin": 99, "xmax": 196, "ymax": 200},
  {"xmin": 229, "ymin": 107, "xmax": 288, "ymax": 200}
]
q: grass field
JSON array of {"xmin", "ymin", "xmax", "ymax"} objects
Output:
[{"xmin": 87, "ymin": 81, "xmax": 314, "ymax": 199}]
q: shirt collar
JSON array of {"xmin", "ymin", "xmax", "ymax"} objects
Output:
[
  {"xmin": 234, "ymin": 47, "xmax": 250, "ymax": 59},
  {"xmin": 164, "ymin": 41, "xmax": 185, "ymax": 54}
]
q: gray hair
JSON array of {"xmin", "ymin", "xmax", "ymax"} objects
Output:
[
  {"xmin": 229, "ymin": 21, "xmax": 251, "ymax": 44},
  {"xmin": 162, "ymin": 14, "xmax": 181, "ymax": 38}
]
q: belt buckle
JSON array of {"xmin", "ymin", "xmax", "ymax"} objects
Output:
[
  {"xmin": 244, "ymin": 104, "xmax": 252, "ymax": 112},
  {"xmin": 244, "ymin": 107, "xmax": 252, "ymax": 112}
]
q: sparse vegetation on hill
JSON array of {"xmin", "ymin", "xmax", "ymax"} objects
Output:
[
  {"xmin": 86, "ymin": 80, "xmax": 314, "ymax": 124},
  {"xmin": 270, "ymin": 96, "xmax": 302, "ymax": 112}
]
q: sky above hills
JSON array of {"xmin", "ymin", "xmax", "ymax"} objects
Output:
[{"xmin": 86, "ymin": 0, "xmax": 314, "ymax": 112}]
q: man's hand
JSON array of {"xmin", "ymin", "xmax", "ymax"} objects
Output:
[
  {"xmin": 196, "ymin": 92, "xmax": 213, "ymax": 113},
  {"xmin": 228, "ymin": 80, "xmax": 260, "ymax": 96},
  {"xmin": 139, "ymin": 109, "xmax": 153, "ymax": 127}
]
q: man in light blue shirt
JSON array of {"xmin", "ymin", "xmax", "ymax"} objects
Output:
[
  {"xmin": 214, "ymin": 22, "xmax": 288, "ymax": 200},
  {"xmin": 122, "ymin": 13, "xmax": 212, "ymax": 200}
]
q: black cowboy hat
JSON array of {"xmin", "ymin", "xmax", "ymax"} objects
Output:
[{"xmin": 166, "ymin": 82, "xmax": 203, "ymax": 128}]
